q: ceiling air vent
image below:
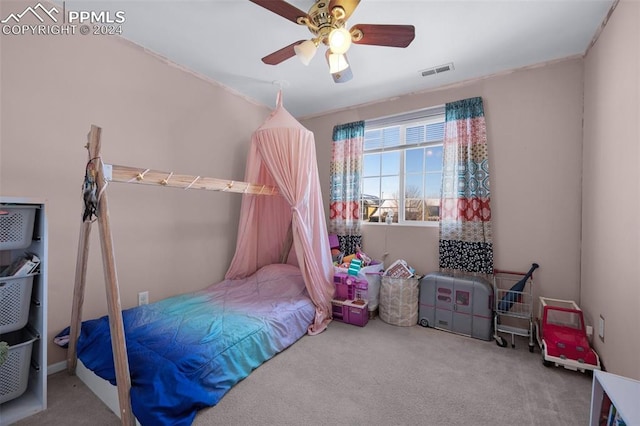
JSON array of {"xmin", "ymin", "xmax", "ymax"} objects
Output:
[{"xmin": 420, "ymin": 62, "xmax": 454, "ymax": 77}]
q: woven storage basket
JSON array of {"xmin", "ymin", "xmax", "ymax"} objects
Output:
[{"xmin": 379, "ymin": 276, "xmax": 419, "ymax": 326}]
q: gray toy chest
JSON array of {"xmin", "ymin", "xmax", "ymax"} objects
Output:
[{"xmin": 419, "ymin": 272, "xmax": 493, "ymax": 341}]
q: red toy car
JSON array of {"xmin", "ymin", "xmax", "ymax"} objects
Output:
[{"xmin": 535, "ymin": 297, "xmax": 601, "ymax": 373}]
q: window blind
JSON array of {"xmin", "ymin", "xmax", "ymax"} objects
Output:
[{"xmin": 364, "ymin": 105, "xmax": 445, "ymax": 129}]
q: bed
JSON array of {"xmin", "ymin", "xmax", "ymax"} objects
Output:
[
  {"xmin": 66, "ymin": 263, "xmax": 315, "ymax": 426},
  {"xmin": 68, "ymin": 113, "xmax": 333, "ymax": 425}
]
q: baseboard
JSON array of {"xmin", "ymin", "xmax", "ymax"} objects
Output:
[{"xmin": 47, "ymin": 360, "xmax": 67, "ymax": 375}]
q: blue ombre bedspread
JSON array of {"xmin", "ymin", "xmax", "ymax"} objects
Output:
[{"xmin": 75, "ymin": 264, "xmax": 315, "ymax": 425}]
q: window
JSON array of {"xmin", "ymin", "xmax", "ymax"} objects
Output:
[{"xmin": 361, "ymin": 107, "xmax": 445, "ymax": 225}]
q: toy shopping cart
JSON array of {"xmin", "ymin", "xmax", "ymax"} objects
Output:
[{"xmin": 493, "ymin": 263, "xmax": 539, "ymax": 351}]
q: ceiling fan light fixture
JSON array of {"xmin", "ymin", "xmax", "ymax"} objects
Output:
[
  {"xmin": 294, "ymin": 39, "xmax": 318, "ymax": 66},
  {"xmin": 331, "ymin": 64, "xmax": 353, "ymax": 83},
  {"xmin": 328, "ymin": 52, "xmax": 349, "ymax": 74},
  {"xmin": 328, "ymin": 27, "xmax": 352, "ymax": 54},
  {"xmin": 251, "ymin": 0, "xmax": 415, "ymax": 84}
]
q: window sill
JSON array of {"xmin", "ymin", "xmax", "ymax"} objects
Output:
[{"xmin": 360, "ymin": 221, "xmax": 439, "ymax": 228}]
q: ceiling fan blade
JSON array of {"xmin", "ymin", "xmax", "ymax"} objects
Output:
[
  {"xmin": 328, "ymin": 0, "xmax": 361, "ymax": 21},
  {"xmin": 261, "ymin": 40, "xmax": 306, "ymax": 65},
  {"xmin": 249, "ymin": 0, "xmax": 309, "ymax": 25},
  {"xmin": 351, "ymin": 24, "xmax": 415, "ymax": 48}
]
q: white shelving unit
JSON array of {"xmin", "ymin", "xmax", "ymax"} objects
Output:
[
  {"xmin": 0, "ymin": 197, "xmax": 48, "ymax": 425},
  {"xmin": 590, "ymin": 369, "xmax": 640, "ymax": 426}
]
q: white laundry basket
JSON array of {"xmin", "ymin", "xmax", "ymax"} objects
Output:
[
  {"xmin": 0, "ymin": 206, "xmax": 37, "ymax": 250},
  {"xmin": 0, "ymin": 328, "xmax": 37, "ymax": 404},
  {"xmin": 361, "ymin": 262, "xmax": 383, "ymax": 312},
  {"xmin": 0, "ymin": 275, "xmax": 34, "ymax": 334}
]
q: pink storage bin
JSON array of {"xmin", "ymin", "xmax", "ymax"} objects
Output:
[
  {"xmin": 331, "ymin": 300, "xmax": 369, "ymax": 327},
  {"xmin": 345, "ymin": 302, "xmax": 368, "ymax": 327}
]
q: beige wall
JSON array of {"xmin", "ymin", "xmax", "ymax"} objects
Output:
[
  {"xmin": 302, "ymin": 58, "xmax": 585, "ymax": 308},
  {"xmin": 582, "ymin": 0, "xmax": 640, "ymax": 380},
  {"xmin": 0, "ymin": 1, "xmax": 271, "ymax": 365}
]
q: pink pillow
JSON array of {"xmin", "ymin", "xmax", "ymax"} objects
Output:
[{"xmin": 256, "ymin": 264, "xmax": 306, "ymax": 298}]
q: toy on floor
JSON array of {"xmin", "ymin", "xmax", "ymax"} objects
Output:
[
  {"xmin": 334, "ymin": 243, "xmax": 373, "ymax": 271},
  {"xmin": 383, "ymin": 259, "xmax": 415, "ymax": 278},
  {"xmin": 534, "ymin": 297, "xmax": 601, "ymax": 373},
  {"xmin": 497, "ymin": 263, "xmax": 539, "ymax": 312},
  {"xmin": 355, "ymin": 246, "xmax": 371, "ymax": 266},
  {"xmin": 331, "ymin": 248, "xmax": 344, "ymax": 264},
  {"xmin": 328, "ymin": 234, "xmax": 344, "ymax": 264}
]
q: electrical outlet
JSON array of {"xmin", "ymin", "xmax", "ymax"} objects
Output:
[
  {"xmin": 138, "ymin": 291, "xmax": 149, "ymax": 306},
  {"xmin": 598, "ymin": 315, "xmax": 605, "ymax": 342}
]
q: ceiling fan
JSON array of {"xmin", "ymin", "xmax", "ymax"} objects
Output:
[{"xmin": 249, "ymin": 0, "xmax": 415, "ymax": 83}]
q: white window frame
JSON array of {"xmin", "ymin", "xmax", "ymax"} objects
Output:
[{"xmin": 361, "ymin": 106, "xmax": 445, "ymax": 227}]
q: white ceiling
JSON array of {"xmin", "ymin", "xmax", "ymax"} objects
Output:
[{"xmin": 63, "ymin": 0, "xmax": 615, "ymax": 118}]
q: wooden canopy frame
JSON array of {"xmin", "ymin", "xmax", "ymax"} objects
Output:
[{"xmin": 67, "ymin": 125, "xmax": 284, "ymax": 425}]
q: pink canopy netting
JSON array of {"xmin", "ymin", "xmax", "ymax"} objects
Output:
[{"xmin": 225, "ymin": 93, "xmax": 334, "ymax": 335}]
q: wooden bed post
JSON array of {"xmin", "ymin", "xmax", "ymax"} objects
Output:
[
  {"xmin": 67, "ymin": 220, "xmax": 91, "ymax": 373},
  {"xmin": 68, "ymin": 125, "xmax": 135, "ymax": 426}
]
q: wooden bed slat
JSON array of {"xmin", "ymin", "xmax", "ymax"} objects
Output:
[
  {"xmin": 90, "ymin": 126, "xmax": 136, "ymax": 426},
  {"xmin": 67, "ymin": 220, "xmax": 91, "ymax": 374},
  {"xmin": 109, "ymin": 165, "xmax": 279, "ymax": 196}
]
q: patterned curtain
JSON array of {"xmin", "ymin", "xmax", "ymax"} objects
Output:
[
  {"xmin": 439, "ymin": 97, "xmax": 493, "ymax": 274},
  {"xmin": 329, "ymin": 121, "xmax": 364, "ymax": 255}
]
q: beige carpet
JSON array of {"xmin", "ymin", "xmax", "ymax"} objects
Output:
[{"xmin": 15, "ymin": 318, "xmax": 594, "ymax": 425}]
